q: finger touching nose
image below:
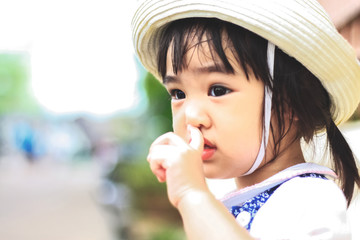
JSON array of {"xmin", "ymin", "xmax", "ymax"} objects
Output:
[{"xmin": 187, "ymin": 125, "xmax": 204, "ymax": 151}]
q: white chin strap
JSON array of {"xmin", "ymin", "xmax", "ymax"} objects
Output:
[{"xmin": 243, "ymin": 41, "xmax": 275, "ymax": 176}]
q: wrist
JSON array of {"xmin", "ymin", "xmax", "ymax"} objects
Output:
[{"xmin": 177, "ymin": 189, "xmax": 214, "ymax": 211}]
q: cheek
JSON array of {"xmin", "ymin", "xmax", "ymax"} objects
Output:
[
  {"xmin": 171, "ymin": 109, "xmax": 186, "ymax": 137},
  {"xmin": 221, "ymin": 102, "xmax": 263, "ymax": 150},
  {"xmin": 223, "ymin": 123, "xmax": 261, "ymax": 152}
]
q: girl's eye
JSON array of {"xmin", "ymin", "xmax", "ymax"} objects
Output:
[
  {"xmin": 209, "ymin": 85, "xmax": 231, "ymax": 97},
  {"xmin": 170, "ymin": 89, "xmax": 186, "ymax": 100}
]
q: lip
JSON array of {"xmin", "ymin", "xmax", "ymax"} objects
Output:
[{"xmin": 202, "ymin": 138, "xmax": 216, "ymax": 161}]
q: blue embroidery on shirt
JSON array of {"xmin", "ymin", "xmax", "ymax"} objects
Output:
[{"xmin": 230, "ymin": 173, "xmax": 327, "ymax": 231}]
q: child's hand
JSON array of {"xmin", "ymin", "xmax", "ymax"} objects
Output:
[{"xmin": 147, "ymin": 125, "xmax": 208, "ymax": 207}]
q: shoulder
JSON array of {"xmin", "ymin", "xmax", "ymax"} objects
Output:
[
  {"xmin": 274, "ymin": 175, "xmax": 345, "ymax": 205},
  {"xmin": 250, "ymin": 176, "xmax": 351, "ymax": 239}
]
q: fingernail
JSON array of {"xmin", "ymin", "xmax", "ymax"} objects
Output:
[{"xmin": 187, "ymin": 124, "xmax": 192, "ymax": 132}]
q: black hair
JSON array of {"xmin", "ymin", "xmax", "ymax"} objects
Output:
[{"xmin": 156, "ymin": 17, "xmax": 360, "ymax": 205}]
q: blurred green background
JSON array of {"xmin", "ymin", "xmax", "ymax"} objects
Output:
[
  {"xmin": 0, "ymin": 1, "xmax": 185, "ymax": 239},
  {"xmin": 0, "ymin": 50, "xmax": 185, "ymax": 239}
]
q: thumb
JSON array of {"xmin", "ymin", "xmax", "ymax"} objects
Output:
[{"xmin": 188, "ymin": 125, "xmax": 204, "ymax": 151}]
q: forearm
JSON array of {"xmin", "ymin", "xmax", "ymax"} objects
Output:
[{"xmin": 177, "ymin": 190, "xmax": 254, "ymax": 240}]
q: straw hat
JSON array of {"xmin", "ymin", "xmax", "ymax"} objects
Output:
[{"xmin": 132, "ymin": 0, "xmax": 360, "ymax": 125}]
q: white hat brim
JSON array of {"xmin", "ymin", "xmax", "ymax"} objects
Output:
[{"xmin": 132, "ymin": 0, "xmax": 360, "ymax": 125}]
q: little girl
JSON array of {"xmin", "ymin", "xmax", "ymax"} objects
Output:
[{"xmin": 132, "ymin": 0, "xmax": 360, "ymax": 239}]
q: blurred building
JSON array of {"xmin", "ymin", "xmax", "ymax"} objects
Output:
[{"xmin": 318, "ymin": 0, "xmax": 360, "ymax": 58}]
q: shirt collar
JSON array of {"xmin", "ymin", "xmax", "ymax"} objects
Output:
[{"xmin": 221, "ymin": 163, "xmax": 336, "ymax": 209}]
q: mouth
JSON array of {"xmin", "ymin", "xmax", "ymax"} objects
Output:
[
  {"xmin": 204, "ymin": 143, "xmax": 215, "ymax": 149},
  {"xmin": 203, "ymin": 138, "xmax": 215, "ymax": 148},
  {"xmin": 202, "ymin": 138, "xmax": 216, "ymax": 161}
]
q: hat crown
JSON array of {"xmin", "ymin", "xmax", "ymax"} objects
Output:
[{"xmin": 132, "ymin": 0, "xmax": 360, "ymax": 125}]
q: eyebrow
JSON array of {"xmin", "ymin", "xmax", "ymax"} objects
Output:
[
  {"xmin": 163, "ymin": 63, "xmax": 228, "ymax": 84},
  {"xmin": 163, "ymin": 75, "xmax": 178, "ymax": 84}
]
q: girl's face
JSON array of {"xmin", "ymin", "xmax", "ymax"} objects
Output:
[{"xmin": 164, "ymin": 39, "xmax": 264, "ymax": 179}]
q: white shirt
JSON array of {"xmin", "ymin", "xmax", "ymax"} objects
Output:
[{"xmin": 221, "ymin": 163, "xmax": 351, "ymax": 239}]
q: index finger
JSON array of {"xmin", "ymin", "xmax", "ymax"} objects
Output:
[
  {"xmin": 150, "ymin": 132, "xmax": 188, "ymax": 149},
  {"xmin": 188, "ymin": 125, "xmax": 204, "ymax": 151}
]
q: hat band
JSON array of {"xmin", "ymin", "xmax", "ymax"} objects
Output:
[{"xmin": 243, "ymin": 41, "xmax": 274, "ymax": 175}]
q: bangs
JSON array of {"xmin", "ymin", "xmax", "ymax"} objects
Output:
[{"xmin": 157, "ymin": 18, "xmax": 269, "ymax": 83}]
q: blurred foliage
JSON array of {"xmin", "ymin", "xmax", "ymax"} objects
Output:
[
  {"xmin": 109, "ymin": 72, "xmax": 183, "ymax": 239},
  {"xmin": 143, "ymin": 72, "xmax": 173, "ymax": 136},
  {"xmin": 0, "ymin": 54, "xmax": 39, "ymax": 114},
  {"xmin": 109, "ymin": 71, "xmax": 172, "ymax": 199},
  {"xmin": 149, "ymin": 225, "xmax": 185, "ymax": 240},
  {"xmin": 111, "ymin": 160, "xmax": 166, "ymax": 196}
]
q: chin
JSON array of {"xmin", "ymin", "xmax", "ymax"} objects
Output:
[
  {"xmin": 203, "ymin": 170, "xmax": 220, "ymax": 179},
  {"xmin": 204, "ymin": 170, "xmax": 237, "ymax": 180}
]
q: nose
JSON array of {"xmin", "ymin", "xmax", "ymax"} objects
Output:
[{"xmin": 184, "ymin": 100, "xmax": 211, "ymax": 129}]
